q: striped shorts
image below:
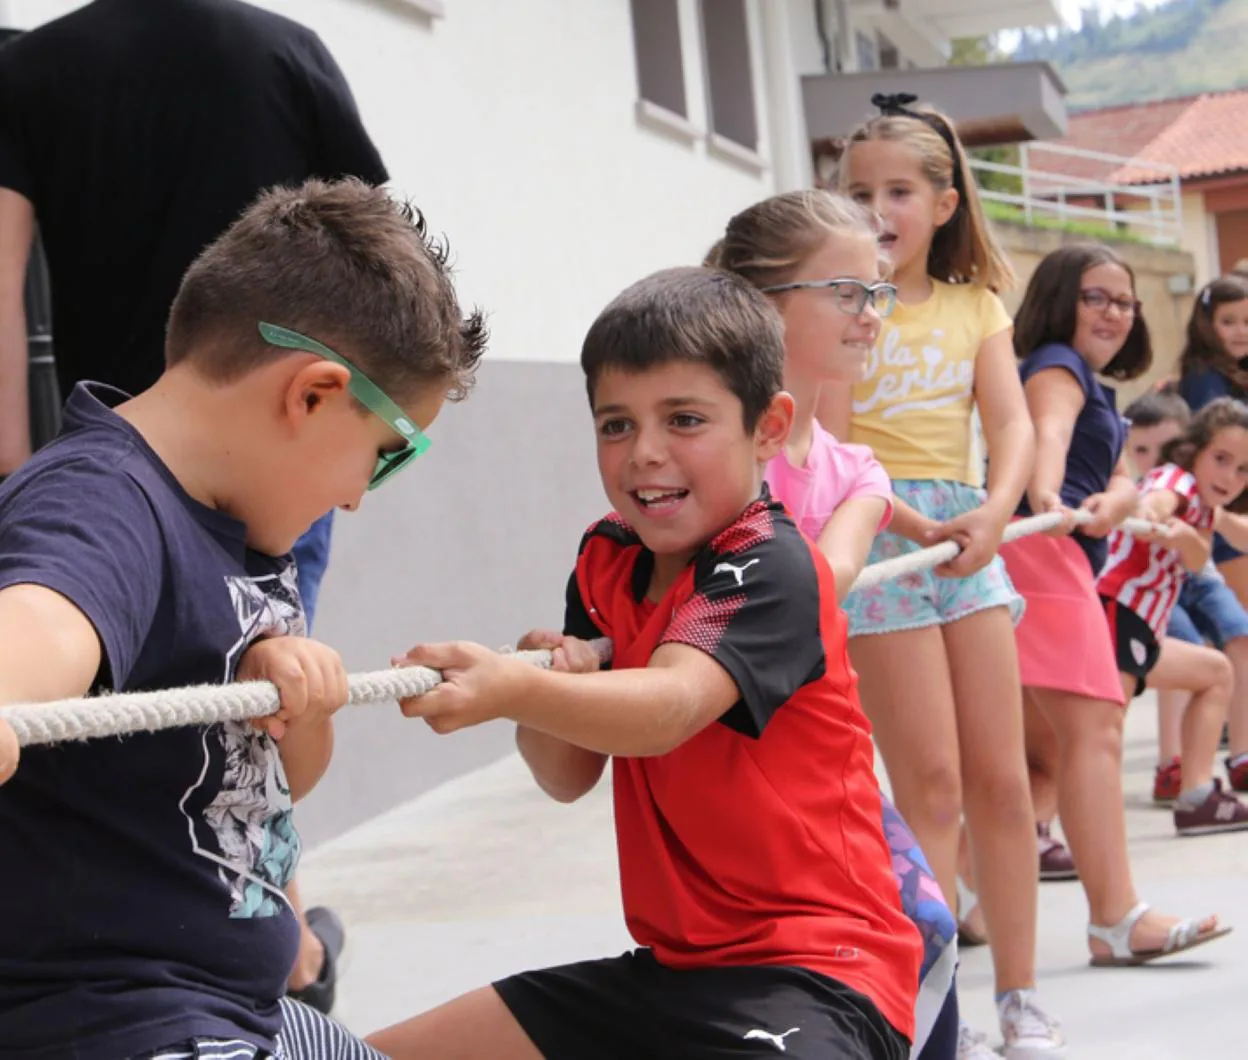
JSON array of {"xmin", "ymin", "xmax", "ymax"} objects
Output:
[{"xmin": 140, "ymin": 997, "xmax": 385, "ymax": 1059}]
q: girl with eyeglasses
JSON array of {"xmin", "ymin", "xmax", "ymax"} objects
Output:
[
  {"xmin": 1000, "ymin": 244, "xmax": 1227, "ymax": 972},
  {"xmin": 709, "ymin": 189, "xmax": 961, "ymax": 1060},
  {"xmin": 817, "ymin": 97, "xmax": 1058, "ymax": 1058}
]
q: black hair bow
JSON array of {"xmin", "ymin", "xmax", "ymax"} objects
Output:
[{"xmin": 871, "ymin": 92, "xmax": 920, "ymax": 117}]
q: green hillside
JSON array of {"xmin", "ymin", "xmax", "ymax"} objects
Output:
[{"xmin": 1008, "ymin": 0, "xmax": 1248, "ymax": 110}]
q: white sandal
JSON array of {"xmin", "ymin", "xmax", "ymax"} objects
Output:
[{"xmin": 1087, "ymin": 901, "xmax": 1231, "ymax": 967}]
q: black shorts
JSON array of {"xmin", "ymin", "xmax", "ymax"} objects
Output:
[
  {"xmin": 493, "ymin": 949, "xmax": 908, "ymax": 1060},
  {"xmin": 1101, "ymin": 596, "xmax": 1160, "ymax": 697}
]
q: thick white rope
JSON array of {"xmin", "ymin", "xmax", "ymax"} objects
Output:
[
  {"xmin": 1, "ymin": 511, "xmax": 1164, "ymax": 746},
  {"xmin": 2, "ymin": 643, "xmax": 605, "ymax": 748},
  {"xmin": 849, "ymin": 510, "xmax": 1158, "ymax": 591}
]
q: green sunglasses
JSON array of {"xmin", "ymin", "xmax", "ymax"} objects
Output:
[{"xmin": 259, "ymin": 322, "xmax": 430, "ymax": 490}]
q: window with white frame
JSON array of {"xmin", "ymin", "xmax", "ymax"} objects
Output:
[
  {"xmin": 630, "ymin": 0, "xmax": 688, "ymax": 120},
  {"xmin": 699, "ymin": 0, "xmax": 758, "ymax": 153}
]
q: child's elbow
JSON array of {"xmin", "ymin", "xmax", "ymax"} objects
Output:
[
  {"xmin": 635, "ymin": 731, "xmax": 686, "ymax": 758},
  {"xmin": 527, "ymin": 760, "xmax": 604, "ymax": 803},
  {"xmin": 536, "ymin": 776, "xmax": 595, "ymax": 804}
]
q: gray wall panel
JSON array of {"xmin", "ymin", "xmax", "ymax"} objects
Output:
[{"xmin": 296, "ymin": 359, "xmax": 605, "ymax": 846}]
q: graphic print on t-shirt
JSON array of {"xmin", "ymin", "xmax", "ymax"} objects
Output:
[
  {"xmin": 183, "ymin": 565, "xmax": 306, "ymax": 919},
  {"xmin": 856, "ymin": 327, "xmax": 974, "ymax": 420}
]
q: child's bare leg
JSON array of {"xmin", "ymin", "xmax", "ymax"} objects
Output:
[
  {"xmin": 284, "ymin": 875, "xmax": 326, "ymax": 992},
  {"xmin": 1024, "ymin": 691, "xmax": 1060, "ymax": 823},
  {"xmin": 956, "ymin": 824, "xmax": 988, "ymax": 944},
  {"xmin": 850, "ymin": 626, "xmax": 961, "ymax": 911},
  {"xmin": 1150, "ymin": 640, "xmax": 1232, "ymax": 793},
  {"xmin": 1156, "ymin": 690, "xmax": 1186, "ymax": 764},
  {"xmin": 944, "ymin": 607, "xmax": 1037, "ymax": 993},
  {"xmin": 1222, "ymin": 637, "xmax": 1248, "ymax": 757},
  {"xmin": 956, "ymin": 823, "xmax": 975, "ymax": 888},
  {"xmin": 1032, "ymin": 683, "xmax": 1218, "ymax": 957},
  {"xmin": 367, "ymin": 987, "xmax": 542, "ymax": 1060}
]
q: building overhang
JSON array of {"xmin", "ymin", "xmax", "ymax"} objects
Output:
[
  {"xmin": 849, "ymin": 0, "xmax": 1063, "ymax": 40},
  {"xmin": 803, "ymin": 61, "xmax": 1068, "ymax": 153}
]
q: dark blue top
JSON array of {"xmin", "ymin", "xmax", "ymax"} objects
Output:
[
  {"xmin": 1179, "ymin": 367, "xmax": 1244, "ymax": 411},
  {"xmin": 0, "ymin": 385, "xmax": 304, "ymax": 1059},
  {"xmin": 1016, "ymin": 343, "xmax": 1124, "ymax": 575}
]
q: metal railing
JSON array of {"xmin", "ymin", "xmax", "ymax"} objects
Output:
[{"xmin": 968, "ymin": 140, "xmax": 1183, "ymax": 247}]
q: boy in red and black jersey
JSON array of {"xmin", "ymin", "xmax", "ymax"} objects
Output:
[{"xmin": 370, "ymin": 267, "xmax": 921, "ymax": 1060}]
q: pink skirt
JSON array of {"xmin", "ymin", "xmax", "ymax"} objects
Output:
[{"xmin": 1000, "ymin": 531, "xmax": 1125, "ymax": 705}]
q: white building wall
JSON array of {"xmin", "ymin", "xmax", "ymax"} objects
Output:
[{"xmin": 264, "ymin": 0, "xmax": 780, "ymax": 365}]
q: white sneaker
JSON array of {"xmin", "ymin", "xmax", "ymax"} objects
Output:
[
  {"xmin": 998, "ymin": 989, "xmax": 1067, "ymax": 1059},
  {"xmin": 957, "ymin": 1023, "xmax": 999, "ymax": 1059}
]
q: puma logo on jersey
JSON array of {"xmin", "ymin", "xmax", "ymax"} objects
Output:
[
  {"xmin": 743, "ymin": 1027, "xmax": 800, "ymax": 1051},
  {"xmin": 713, "ymin": 558, "xmax": 759, "ymax": 586}
]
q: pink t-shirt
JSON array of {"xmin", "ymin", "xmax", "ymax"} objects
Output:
[{"xmin": 765, "ymin": 424, "xmax": 894, "ymax": 542}]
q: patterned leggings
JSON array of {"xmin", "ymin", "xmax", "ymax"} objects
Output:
[{"xmin": 881, "ymin": 794, "xmax": 958, "ymax": 1059}]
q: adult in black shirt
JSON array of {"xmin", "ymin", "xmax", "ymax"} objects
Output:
[{"xmin": 0, "ymin": 0, "xmax": 389, "ymax": 1014}]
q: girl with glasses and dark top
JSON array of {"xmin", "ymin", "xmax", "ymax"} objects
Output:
[{"xmin": 999, "ymin": 243, "xmax": 1228, "ymax": 975}]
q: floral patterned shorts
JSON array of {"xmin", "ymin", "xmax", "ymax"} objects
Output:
[{"xmin": 844, "ymin": 479, "xmax": 1025, "ymax": 637}]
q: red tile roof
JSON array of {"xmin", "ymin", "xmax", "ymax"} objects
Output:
[{"xmin": 1034, "ymin": 90, "xmax": 1248, "ymax": 187}]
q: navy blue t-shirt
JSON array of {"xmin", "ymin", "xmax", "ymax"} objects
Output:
[
  {"xmin": 1016, "ymin": 343, "xmax": 1124, "ymax": 575},
  {"xmin": 1179, "ymin": 367, "xmax": 1244, "ymax": 412},
  {"xmin": 0, "ymin": 385, "xmax": 304, "ymax": 1058}
]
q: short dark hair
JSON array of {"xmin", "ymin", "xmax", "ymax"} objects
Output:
[
  {"xmin": 1160, "ymin": 396, "xmax": 1248, "ymax": 513},
  {"xmin": 167, "ymin": 178, "xmax": 487, "ymax": 401},
  {"xmin": 580, "ymin": 266, "xmax": 785, "ymax": 429},
  {"xmin": 1179, "ymin": 274, "xmax": 1248, "ymax": 390},
  {"xmin": 1012, "ymin": 243, "xmax": 1152, "ymax": 381},
  {"xmin": 1124, "ymin": 383, "xmax": 1190, "ymax": 429}
]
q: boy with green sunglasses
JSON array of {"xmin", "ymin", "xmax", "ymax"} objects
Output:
[
  {"xmin": 0, "ymin": 177, "xmax": 484, "ymax": 1059},
  {"xmin": 258, "ymin": 321, "xmax": 432, "ymax": 490}
]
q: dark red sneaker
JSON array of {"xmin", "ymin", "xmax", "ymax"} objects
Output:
[
  {"xmin": 1227, "ymin": 755, "xmax": 1248, "ymax": 794},
  {"xmin": 1153, "ymin": 757, "xmax": 1181, "ymax": 805},
  {"xmin": 1037, "ymin": 822, "xmax": 1077, "ymax": 881},
  {"xmin": 1174, "ymin": 780, "xmax": 1248, "ymax": 836}
]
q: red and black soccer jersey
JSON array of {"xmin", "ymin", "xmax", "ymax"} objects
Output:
[{"xmin": 564, "ymin": 494, "xmax": 921, "ymax": 1041}]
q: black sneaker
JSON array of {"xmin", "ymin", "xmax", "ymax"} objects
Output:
[{"xmin": 287, "ymin": 906, "xmax": 345, "ymax": 1014}]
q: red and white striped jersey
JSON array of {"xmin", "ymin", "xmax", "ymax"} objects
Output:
[{"xmin": 1097, "ymin": 464, "xmax": 1215, "ymax": 636}]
